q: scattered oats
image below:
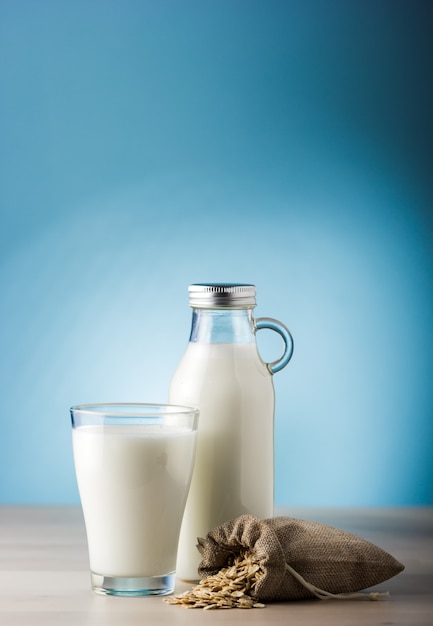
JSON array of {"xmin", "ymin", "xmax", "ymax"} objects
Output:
[{"xmin": 164, "ymin": 550, "xmax": 266, "ymax": 610}]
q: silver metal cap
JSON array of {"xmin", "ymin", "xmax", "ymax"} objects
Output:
[{"xmin": 188, "ymin": 283, "xmax": 256, "ymax": 308}]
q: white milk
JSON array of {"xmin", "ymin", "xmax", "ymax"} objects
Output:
[
  {"xmin": 72, "ymin": 425, "xmax": 196, "ymax": 578},
  {"xmin": 169, "ymin": 342, "xmax": 275, "ymax": 581}
]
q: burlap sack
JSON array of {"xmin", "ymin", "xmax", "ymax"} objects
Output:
[{"xmin": 197, "ymin": 515, "xmax": 404, "ymax": 602}]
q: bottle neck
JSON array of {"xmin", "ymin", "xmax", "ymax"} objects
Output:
[{"xmin": 189, "ymin": 308, "xmax": 256, "ymax": 344}]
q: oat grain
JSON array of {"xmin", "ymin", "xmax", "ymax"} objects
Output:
[{"xmin": 164, "ymin": 551, "xmax": 266, "ymax": 610}]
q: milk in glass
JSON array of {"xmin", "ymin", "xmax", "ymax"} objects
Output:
[{"xmin": 73, "ymin": 425, "xmax": 197, "ymax": 578}]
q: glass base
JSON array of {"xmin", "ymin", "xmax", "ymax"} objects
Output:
[{"xmin": 91, "ymin": 572, "xmax": 176, "ymax": 596}]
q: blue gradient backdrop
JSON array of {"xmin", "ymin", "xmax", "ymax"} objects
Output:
[{"xmin": 1, "ymin": 1, "xmax": 432, "ymax": 505}]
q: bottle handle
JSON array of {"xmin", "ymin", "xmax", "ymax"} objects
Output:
[{"xmin": 255, "ymin": 317, "xmax": 294, "ymax": 374}]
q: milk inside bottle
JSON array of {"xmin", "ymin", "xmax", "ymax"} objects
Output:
[{"xmin": 169, "ymin": 284, "xmax": 293, "ymax": 581}]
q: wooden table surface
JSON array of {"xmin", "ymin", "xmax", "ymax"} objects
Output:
[{"xmin": 1, "ymin": 506, "xmax": 432, "ymax": 626}]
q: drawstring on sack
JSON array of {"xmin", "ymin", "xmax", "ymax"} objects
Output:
[{"xmin": 285, "ymin": 562, "xmax": 390, "ymax": 601}]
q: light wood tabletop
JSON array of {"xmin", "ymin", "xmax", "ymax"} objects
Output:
[{"xmin": 1, "ymin": 506, "xmax": 432, "ymax": 626}]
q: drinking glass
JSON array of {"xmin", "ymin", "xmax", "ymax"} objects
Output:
[{"xmin": 70, "ymin": 403, "xmax": 199, "ymax": 596}]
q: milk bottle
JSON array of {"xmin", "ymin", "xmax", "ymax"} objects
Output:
[{"xmin": 169, "ymin": 284, "xmax": 293, "ymax": 581}]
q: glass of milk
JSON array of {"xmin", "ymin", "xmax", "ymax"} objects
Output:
[{"xmin": 70, "ymin": 402, "xmax": 199, "ymax": 596}]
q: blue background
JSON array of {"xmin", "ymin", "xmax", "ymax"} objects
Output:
[{"xmin": 1, "ymin": 0, "xmax": 432, "ymax": 506}]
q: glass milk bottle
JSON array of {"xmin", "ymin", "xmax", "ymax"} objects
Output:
[{"xmin": 169, "ymin": 283, "xmax": 294, "ymax": 581}]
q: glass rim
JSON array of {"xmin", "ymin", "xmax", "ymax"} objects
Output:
[{"xmin": 70, "ymin": 402, "xmax": 199, "ymax": 419}]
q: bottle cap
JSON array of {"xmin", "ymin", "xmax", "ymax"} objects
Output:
[{"xmin": 188, "ymin": 283, "xmax": 256, "ymax": 308}]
